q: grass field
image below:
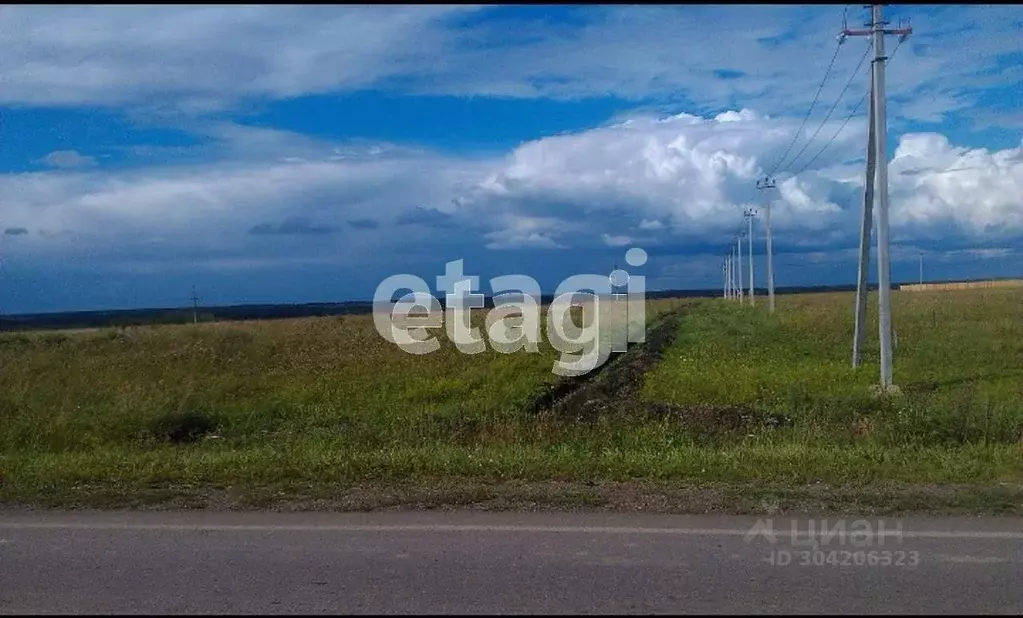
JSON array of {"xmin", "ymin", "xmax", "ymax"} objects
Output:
[
  {"xmin": 0, "ymin": 290, "xmax": 1020, "ymax": 513},
  {"xmin": 640, "ymin": 289, "xmax": 1022, "ymax": 498},
  {"xmin": 647, "ymin": 288, "xmax": 1023, "ymax": 446}
]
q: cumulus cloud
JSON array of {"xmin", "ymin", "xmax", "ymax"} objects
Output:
[
  {"xmin": 457, "ymin": 109, "xmax": 852, "ymax": 248},
  {"xmin": 889, "ymin": 134, "xmax": 1023, "ymax": 236},
  {"xmin": 456, "ymin": 109, "xmax": 1023, "ymax": 255},
  {"xmin": 0, "ymin": 6, "xmax": 1018, "ymax": 312},
  {"xmin": 0, "ymin": 109, "xmax": 1020, "ymax": 296},
  {"xmin": 40, "ymin": 150, "xmax": 97, "ymax": 169}
]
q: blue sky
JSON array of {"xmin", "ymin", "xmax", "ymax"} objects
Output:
[{"xmin": 0, "ymin": 4, "xmax": 1021, "ymax": 313}]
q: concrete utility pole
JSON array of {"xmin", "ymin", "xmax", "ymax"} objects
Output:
[
  {"xmin": 191, "ymin": 286, "xmax": 200, "ymax": 324},
  {"xmin": 728, "ymin": 251, "xmax": 735, "ymax": 301},
  {"xmin": 736, "ymin": 233, "xmax": 744, "ymax": 304},
  {"xmin": 745, "ymin": 208, "xmax": 756, "ymax": 306},
  {"xmin": 731, "ymin": 254, "xmax": 736, "ymax": 300},
  {"xmin": 841, "ymin": 4, "xmax": 912, "ymax": 389},
  {"xmin": 733, "ymin": 244, "xmax": 740, "ymax": 302},
  {"xmin": 725, "ymin": 255, "xmax": 732, "ymax": 300},
  {"xmin": 756, "ymin": 177, "xmax": 777, "ymax": 312},
  {"xmin": 852, "ymin": 91, "xmax": 877, "ymax": 368},
  {"xmin": 726, "ymin": 252, "xmax": 732, "ymax": 300},
  {"xmin": 724, "ymin": 255, "xmax": 733, "ymax": 300}
]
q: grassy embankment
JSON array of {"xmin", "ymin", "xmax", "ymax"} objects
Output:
[{"xmin": 0, "ymin": 290, "xmax": 1020, "ymax": 513}]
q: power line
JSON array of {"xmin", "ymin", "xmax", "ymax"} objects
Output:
[
  {"xmin": 793, "ymin": 86, "xmax": 868, "ymax": 177},
  {"xmin": 725, "ymin": 9, "xmax": 876, "ymax": 311},
  {"xmin": 733, "ymin": 9, "xmax": 847, "ymax": 302},
  {"xmin": 767, "ymin": 40, "xmax": 844, "ymax": 178},
  {"xmin": 791, "ymin": 37, "xmax": 906, "ymax": 177},
  {"xmin": 780, "ymin": 39, "xmax": 874, "ymax": 177}
]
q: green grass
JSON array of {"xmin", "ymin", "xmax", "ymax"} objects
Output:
[
  {"xmin": 0, "ymin": 291, "xmax": 1020, "ymax": 512},
  {"xmin": 642, "ymin": 288, "xmax": 1023, "ymax": 485},
  {"xmin": 0, "ymin": 299, "xmax": 682, "ymax": 451}
]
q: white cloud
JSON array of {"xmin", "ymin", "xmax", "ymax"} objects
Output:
[
  {"xmin": 1, "ymin": 5, "xmax": 1018, "ymax": 311},
  {"xmin": 483, "ymin": 214, "xmax": 573, "ymax": 250},
  {"xmin": 485, "ymin": 231, "xmax": 562, "ymax": 251},
  {"xmin": 40, "ymin": 150, "xmax": 96, "ymax": 168},
  {"xmin": 890, "ymin": 134, "xmax": 1023, "ymax": 236},
  {"xmin": 0, "ymin": 126, "xmax": 494, "ymax": 265},
  {"xmin": 456, "ymin": 109, "xmax": 857, "ymax": 246},
  {"xmin": 0, "ymin": 4, "xmax": 1018, "ymax": 126},
  {"xmin": 2, "ymin": 111, "xmax": 1021, "ymax": 276},
  {"xmin": 601, "ymin": 234, "xmax": 632, "ymax": 247},
  {"xmin": 0, "ymin": 5, "xmax": 481, "ymax": 109},
  {"xmin": 457, "ymin": 110, "xmax": 1023, "ymax": 253}
]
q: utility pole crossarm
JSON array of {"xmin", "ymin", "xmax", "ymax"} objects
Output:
[
  {"xmin": 840, "ymin": 27, "xmax": 873, "ymax": 38},
  {"xmin": 840, "ymin": 9, "xmax": 912, "ymax": 45},
  {"xmin": 842, "ymin": 25, "xmax": 912, "ymax": 43},
  {"xmin": 843, "ymin": 26, "xmax": 912, "ymax": 36}
]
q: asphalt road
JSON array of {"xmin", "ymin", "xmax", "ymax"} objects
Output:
[{"xmin": 1, "ymin": 510, "xmax": 1021, "ymax": 614}]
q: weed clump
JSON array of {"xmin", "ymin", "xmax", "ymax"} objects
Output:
[{"xmin": 146, "ymin": 410, "xmax": 218, "ymax": 444}]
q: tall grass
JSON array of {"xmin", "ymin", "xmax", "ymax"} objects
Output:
[
  {"xmin": 644, "ymin": 289, "xmax": 1023, "ymax": 447},
  {"xmin": 0, "ymin": 300, "xmax": 683, "ymax": 452},
  {"xmin": 0, "ymin": 292, "xmax": 1019, "ymax": 508}
]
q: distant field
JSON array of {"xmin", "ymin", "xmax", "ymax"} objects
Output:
[
  {"xmin": 0, "ymin": 290, "xmax": 1019, "ymax": 513},
  {"xmin": 900, "ymin": 278, "xmax": 1023, "ymax": 292}
]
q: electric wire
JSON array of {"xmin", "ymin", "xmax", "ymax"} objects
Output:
[
  {"xmin": 780, "ymin": 38, "xmax": 874, "ymax": 176},
  {"xmin": 791, "ymin": 38, "xmax": 906, "ymax": 177},
  {"xmin": 766, "ymin": 40, "xmax": 844, "ymax": 178}
]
